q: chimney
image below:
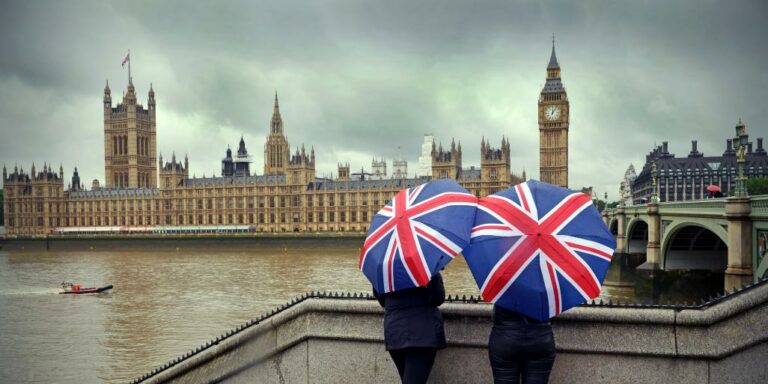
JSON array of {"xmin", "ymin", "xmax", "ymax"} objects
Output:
[
  {"xmin": 748, "ymin": 142, "xmax": 753, "ymax": 154},
  {"xmin": 755, "ymin": 138, "xmax": 766, "ymax": 156},
  {"xmin": 662, "ymin": 141, "xmax": 668, "ymax": 154},
  {"xmin": 724, "ymin": 139, "xmax": 735, "ymax": 156},
  {"xmin": 688, "ymin": 140, "xmax": 702, "ymax": 158}
]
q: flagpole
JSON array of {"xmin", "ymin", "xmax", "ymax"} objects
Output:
[{"xmin": 128, "ymin": 49, "xmax": 131, "ymax": 84}]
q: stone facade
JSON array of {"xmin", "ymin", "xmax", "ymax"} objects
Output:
[
  {"xmin": 2, "ymin": 82, "xmax": 524, "ymax": 236},
  {"xmin": 539, "ymin": 40, "xmax": 569, "ymax": 188}
]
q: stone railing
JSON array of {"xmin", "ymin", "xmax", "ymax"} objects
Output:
[
  {"xmin": 133, "ymin": 278, "xmax": 768, "ymax": 384},
  {"xmin": 658, "ymin": 199, "xmax": 727, "ymax": 217},
  {"xmin": 751, "ymin": 195, "xmax": 768, "ymax": 218}
]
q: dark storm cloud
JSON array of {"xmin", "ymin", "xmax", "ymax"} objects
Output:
[{"xmin": 1, "ymin": 0, "xmax": 766, "ymax": 199}]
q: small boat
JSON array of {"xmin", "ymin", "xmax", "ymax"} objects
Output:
[{"xmin": 60, "ymin": 281, "xmax": 113, "ymax": 294}]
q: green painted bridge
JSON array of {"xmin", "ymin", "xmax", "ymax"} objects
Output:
[{"xmin": 603, "ymin": 195, "xmax": 768, "ymax": 291}]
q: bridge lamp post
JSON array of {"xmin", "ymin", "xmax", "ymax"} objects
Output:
[
  {"xmin": 650, "ymin": 161, "xmax": 659, "ymax": 204},
  {"xmin": 733, "ymin": 125, "xmax": 748, "ymax": 197}
]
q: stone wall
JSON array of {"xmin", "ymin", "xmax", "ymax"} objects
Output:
[{"xmin": 134, "ymin": 279, "xmax": 768, "ymax": 384}]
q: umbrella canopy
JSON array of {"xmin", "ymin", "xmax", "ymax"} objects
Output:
[
  {"xmin": 463, "ymin": 180, "xmax": 616, "ymax": 321},
  {"xmin": 360, "ymin": 179, "xmax": 478, "ymax": 294},
  {"xmin": 706, "ymin": 185, "xmax": 721, "ymax": 192}
]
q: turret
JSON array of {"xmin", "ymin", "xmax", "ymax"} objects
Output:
[
  {"xmin": 59, "ymin": 164, "xmax": 63, "ymax": 180},
  {"xmin": 148, "ymin": 83, "xmax": 155, "ymax": 110},
  {"xmin": 184, "ymin": 154, "xmax": 189, "ymax": 170},
  {"xmin": 103, "ymin": 80, "xmax": 112, "ymax": 108},
  {"xmin": 311, "ymin": 146, "xmax": 315, "ymax": 165},
  {"xmin": 2, "ymin": 164, "xmax": 6, "ymax": 181},
  {"xmin": 159, "ymin": 153, "xmax": 163, "ymax": 168}
]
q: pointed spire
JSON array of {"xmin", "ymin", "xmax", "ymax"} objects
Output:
[
  {"xmin": 548, "ymin": 33, "xmax": 560, "ymax": 70},
  {"xmin": 271, "ymin": 91, "xmax": 283, "ymax": 134},
  {"xmin": 274, "ymin": 91, "xmax": 279, "ymax": 110}
]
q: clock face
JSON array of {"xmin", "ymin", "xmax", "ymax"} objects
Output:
[{"xmin": 545, "ymin": 105, "xmax": 561, "ymax": 121}]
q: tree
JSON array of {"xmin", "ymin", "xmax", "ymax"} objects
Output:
[{"xmin": 747, "ymin": 177, "xmax": 768, "ymax": 196}]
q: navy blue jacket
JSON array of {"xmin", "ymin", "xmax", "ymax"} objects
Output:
[{"xmin": 373, "ymin": 273, "xmax": 448, "ymax": 351}]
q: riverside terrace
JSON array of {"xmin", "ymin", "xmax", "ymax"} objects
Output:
[{"xmin": 132, "ymin": 278, "xmax": 768, "ymax": 384}]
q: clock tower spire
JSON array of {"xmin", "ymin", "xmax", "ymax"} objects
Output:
[{"xmin": 538, "ymin": 36, "xmax": 569, "ymax": 188}]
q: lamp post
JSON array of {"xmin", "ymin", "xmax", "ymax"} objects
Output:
[
  {"xmin": 650, "ymin": 161, "xmax": 659, "ymax": 204},
  {"xmin": 733, "ymin": 120, "xmax": 748, "ymax": 197}
]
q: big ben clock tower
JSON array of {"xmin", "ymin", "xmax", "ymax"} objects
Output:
[{"xmin": 538, "ymin": 37, "xmax": 569, "ymax": 188}]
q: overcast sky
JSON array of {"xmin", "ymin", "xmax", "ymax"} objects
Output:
[{"xmin": 1, "ymin": 1, "xmax": 766, "ymax": 199}]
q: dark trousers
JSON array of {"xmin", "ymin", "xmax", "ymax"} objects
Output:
[
  {"xmin": 488, "ymin": 323, "xmax": 556, "ymax": 384},
  {"xmin": 389, "ymin": 347, "xmax": 437, "ymax": 384}
]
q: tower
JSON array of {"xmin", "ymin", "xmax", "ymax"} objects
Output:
[
  {"xmin": 264, "ymin": 92, "xmax": 290, "ymax": 175},
  {"xmin": 104, "ymin": 76, "xmax": 158, "ymax": 189},
  {"xmin": 480, "ymin": 136, "xmax": 512, "ymax": 193},
  {"xmin": 538, "ymin": 37, "xmax": 569, "ymax": 187},
  {"xmin": 431, "ymin": 139, "xmax": 462, "ymax": 180}
]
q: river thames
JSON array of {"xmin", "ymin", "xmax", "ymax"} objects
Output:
[{"xmin": 0, "ymin": 238, "xmax": 720, "ymax": 383}]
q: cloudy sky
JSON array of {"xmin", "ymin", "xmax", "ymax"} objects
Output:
[{"xmin": 1, "ymin": 1, "xmax": 766, "ymax": 199}]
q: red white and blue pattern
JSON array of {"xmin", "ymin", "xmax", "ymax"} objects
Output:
[
  {"xmin": 360, "ymin": 179, "xmax": 478, "ymax": 293},
  {"xmin": 464, "ymin": 180, "xmax": 616, "ymax": 321}
]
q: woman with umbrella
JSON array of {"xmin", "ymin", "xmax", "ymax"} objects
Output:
[
  {"xmin": 464, "ymin": 180, "xmax": 616, "ymax": 383},
  {"xmin": 360, "ymin": 180, "xmax": 478, "ymax": 383}
]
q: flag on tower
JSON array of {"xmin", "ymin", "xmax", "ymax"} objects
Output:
[{"xmin": 122, "ymin": 53, "xmax": 130, "ymax": 68}]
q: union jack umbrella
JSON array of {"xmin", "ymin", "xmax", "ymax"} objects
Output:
[
  {"xmin": 464, "ymin": 180, "xmax": 616, "ymax": 321},
  {"xmin": 360, "ymin": 179, "xmax": 478, "ymax": 294}
]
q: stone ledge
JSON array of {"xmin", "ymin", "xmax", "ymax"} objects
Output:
[{"xmin": 135, "ymin": 279, "xmax": 768, "ymax": 384}]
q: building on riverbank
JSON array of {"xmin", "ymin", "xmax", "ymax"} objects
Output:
[
  {"xmin": 2, "ymin": 81, "xmax": 525, "ymax": 237},
  {"xmin": 631, "ymin": 119, "xmax": 767, "ymax": 203}
]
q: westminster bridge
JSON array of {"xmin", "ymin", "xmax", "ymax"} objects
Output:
[{"xmin": 602, "ymin": 195, "xmax": 768, "ymax": 291}]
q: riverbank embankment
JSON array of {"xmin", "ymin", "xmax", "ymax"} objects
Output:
[
  {"xmin": 1, "ymin": 234, "xmax": 366, "ymax": 251},
  {"xmin": 134, "ymin": 278, "xmax": 768, "ymax": 384}
]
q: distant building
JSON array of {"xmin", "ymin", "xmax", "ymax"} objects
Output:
[
  {"xmin": 103, "ymin": 78, "xmax": 157, "ymax": 189},
  {"xmin": 222, "ymin": 137, "xmax": 252, "ymax": 177},
  {"xmin": 418, "ymin": 134, "xmax": 434, "ymax": 177},
  {"xmin": 631, "ymin": 119, "xmax": 767, "ymax": 203},
  {"xmin": 4, "ymin": 60, "xmax": 531, "ymax": 236},
  {"xmin": 621, "ymin": 164, "xmax": 637, "ymax": 206},
  {"xmin": 392, "ymin": 159, "xmax": 408, "ymax": 179},
  {"xmin": 539, "ymin": 39, "xmax": 569, "ymax": 187},
  {"xmin": 371, "ymin": 158, "xmax": 387, "ymax": 179}
]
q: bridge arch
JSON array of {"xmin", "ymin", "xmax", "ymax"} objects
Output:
[
  {"xmin": 662, "ymin": 222, "xmax": 728, "ymax": 271},
  {"xmin": 626, "ymin": 217, "xmax": 648, "ymax": 254}
]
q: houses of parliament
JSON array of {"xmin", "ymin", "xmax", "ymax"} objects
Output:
[{"xmin": 2, "ymin": 44, "xmax": 569, "ymax": 236}]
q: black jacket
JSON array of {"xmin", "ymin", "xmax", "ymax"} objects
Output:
[
  {"xmin": 373, "ymin": 273, "xmax": 447, "ymax": 351},
  {"xmin": 492, "ymin": 304, "xmax": 550, "ymax": 326}
]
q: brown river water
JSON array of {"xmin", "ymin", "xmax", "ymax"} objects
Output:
[{"xmin": 0, "ymin": 238, "xmax": 677, "ymax": 383}]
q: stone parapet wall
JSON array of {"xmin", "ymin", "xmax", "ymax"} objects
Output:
[{"xmin": 135, "ymin": 280, "xmax": 768, "ymax": 384}]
